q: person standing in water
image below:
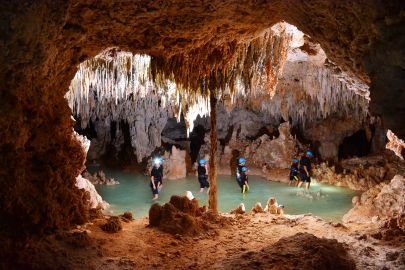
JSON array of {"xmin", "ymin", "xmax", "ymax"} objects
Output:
[
  {"xmin": 150, "ymin": 156, "xmax": 164, "ymax": 200},
  {"xmin": 197, "ymin": 159, "xmax": 210, "ymax": 193},
  {"xmin": 236, "ymin": 157, "xmax": 246, "ymax": 188},
  {"xmin": 298, "ymin": 151, "xmax": 314, "ymax": 189},
  {"xmin": 240, "ymin": 166, "xmax": 250, "ymax": 194},
  {"xmin": 288, "ymin": 159, "xmax": 300, "ymax": 186}
]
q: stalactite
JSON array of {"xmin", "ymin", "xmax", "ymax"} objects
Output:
[{"xmin": 66, "ymin": 22, "xmax": 370, "ymax": 162}]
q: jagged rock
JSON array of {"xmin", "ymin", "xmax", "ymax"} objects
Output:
[
  {"xmin": 230, "ymin": 203, "xmax": 246, "ymax": 215},
  {"xmin": 163, "ymin": 146, "xmax": 189, "ymax": 180},
  {"xmin": 303, "ymin": 117, "xmax": 365, "ymax": 162},
  {"xmin": 119, "ymin": 212, "xmax": 134, "ymax": 222},
  {"xmin": 264, "ymin": 197, "xmax": 284, "ymax": 215},
  {"xmin": 247, "ymin": 122, "xmax": 297, "ymax": 169},
  {"xmin": 386, "ymin": 130, "xmax": 405, "ymax": 159},
  {"xmin": 82, "ymin": 170, "xmax": 119, "ymax": 185},
  {"xmin": 200, "ymin": 122, "xmax": 297, "ymax": 175},
  {"xmin": 343, "ymin": 175, "xmax": 405, "ymax": 224},
  {"xmin": 313, "ymin": 153, "xmax": 405, "ymax": 191},
  {"xmin": 75, "ymin": 175, "xmax": 109, "ymax": 210},
  {"xmin": 74, "ymin": 132, "xmax": 109, "ymax": 210},
  {"xmin": 148, "ymin": 196, "xmax": 208, "ymax": 236},
  {"xmin": 101, "ymin": 216, "xmax": 122, "ymax": 233},
  {"xmin": 251, "ymin": 202, "xmax": 265, "ymax": 214}
]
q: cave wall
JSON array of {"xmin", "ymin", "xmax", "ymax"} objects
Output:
[{"xmin": 1, "ymin": 0, "xmax": 404, "ymax": 237}]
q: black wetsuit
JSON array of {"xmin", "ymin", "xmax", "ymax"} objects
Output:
[
  {"xmin": 236, "ymin": 165, "xmax": 244, "ymax": 188},
  {"xmin": 299, "ymin": 156, "xmax": 311, "ymax": 182},
  {"xmin": 150, "ymin": 166, "xmax": 163, "ymax": 194},
  {"xmin": 240, "ymin": 170, "xmax": 248, "ymax": 193},
  {"xmin": 197, "ymin": 165, "xmax": 209, "ymax": 188},
  {"xmin": 289, "ymin": 163, "xmax": 299, "ymax": 181}
]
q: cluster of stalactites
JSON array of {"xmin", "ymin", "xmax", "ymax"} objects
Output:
[
  {"xmin": 67, "ymin": 23, "xmax": 292, "ymax": 136},
  {"xmin": 259, "ymin": 63, "xmax": 369, "ymax": 127},
  {"xmin": 66, "ymin": 50, "xmax": 211, "ymax": 136},
  {"xmin": 150, "ymin": 22, "xmax": 292, "ymax": 99}
]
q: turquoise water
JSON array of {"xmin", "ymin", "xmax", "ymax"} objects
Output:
[{"xmin": 94, "ymin": 169, "xmax": 359, "ymax": 222}]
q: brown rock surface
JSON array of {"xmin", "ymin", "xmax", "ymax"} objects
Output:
[
  {"xmin": 101, "ymin": 216, "xmax": 123, "ymax": 233},
  {"xmin": 148, "ymin": 195, "xmax": 209, "ymax": 236},
  {"xmin": 343, "ymin": 175, "xmax": 405, "ymax": 224},
  {"xmin": 220, "ymin": 233, "xmax": 356, "ymax": 270},
  {"xmin": 313, "ymin": 153, "xmax": 405, "ymax": 191}
]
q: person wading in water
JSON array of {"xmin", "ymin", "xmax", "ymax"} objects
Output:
[{"xmin": 150, "ymin": 156, "xmax": 163, "ymax": 200}]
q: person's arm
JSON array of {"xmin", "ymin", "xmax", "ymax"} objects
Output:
[
  {"xmin": 151, "ymin": 175, "xmax": 156, "ymax": 189},
  {"xmin": 304, "ymin": 165, "xmax": 309, "ymax": 176}
]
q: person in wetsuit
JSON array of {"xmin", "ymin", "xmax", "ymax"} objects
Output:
[
  {"xmin": 288, "ymin": 159, "xmax": 299, "ymax": 186},
  {"xmin": 197, "ymin": 159, "xmax": 209, "ymax": 193},
  {"xmin": 298, "ymin": 151, "xmax": 313, "ymax": 189},
  {"xmin": 150, "ymin": 157, "xmax": 164, "ymax": 200},
  {"xmin": 236, "ymin": 157, "xmax": 246, "ymax": 188},
  {"xmin": 240, "ymin": 166, "xmax": 250, "ymax": 194}
]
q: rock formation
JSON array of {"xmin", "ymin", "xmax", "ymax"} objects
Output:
[
  {"xmin": 343, "ymin": 175, "xmax": 405, "ymax": 225},
  {"xmin": 313, "ymin": 152, "xmax": 405, "ymax": 191},
  {"xmin": 230, "ymin": 203, "xmax": 246, "ymax": 215},
  {"xmin": 75, "ymin": 175, "xmax": 109, "ymax": 210},
  {"xmin": 386, "ymin": 129, "xmax": 405, "ymax": 160},
  {"xmin": 162, "ymin": 146, "xmax": 189, "ymax": 180},
  {"xmin": 82, "ymin": 170, "xmax": 119, "ymax": 186},
  {"xmin": 74, "ymin": 132, "xmax": 109, "ymax": 209},
  {"xmin": 264, "ymin": 197, "xmax": 285, "ymax": 215},
  {"xmin": 148, "ymin": 195, "xmax": 210, "ymax": 236}
]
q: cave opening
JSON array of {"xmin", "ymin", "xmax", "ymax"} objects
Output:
[
  {"xmin": 338, "ymin": 130, "xmax": 372, "ymax": 160},
  {"xmin": 2, "ymin": 2, "xmax": 405, "ymax": 269}
]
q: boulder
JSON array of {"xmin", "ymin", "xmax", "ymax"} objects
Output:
[{"xmin": 343, "ymin": 175, "xmax": 405, "ymax": 224}]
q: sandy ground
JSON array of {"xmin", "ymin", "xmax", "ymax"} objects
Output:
[{"xmin": 16, "ymin": 212, "xmax": 405, "ymax": 270}]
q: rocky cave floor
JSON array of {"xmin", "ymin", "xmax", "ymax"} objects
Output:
[{"xmin": 12, "ymin": 213, "xmax": 405, "ymax": 270}]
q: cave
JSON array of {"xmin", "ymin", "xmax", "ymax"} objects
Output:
[
  {"xmin": 338, "ymin": 130, "xmax": 372, "ymax": 160},
  {"xmin": 1, "ymin": 1, "xmax": 405, "ymax": 269}
]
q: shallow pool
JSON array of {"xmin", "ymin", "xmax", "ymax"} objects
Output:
[{"xmin": 94, "ymin": 169, "xmax": 359, "ymax": 222}]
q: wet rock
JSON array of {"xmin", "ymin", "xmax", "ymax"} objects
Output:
[{"xmin": 101, "ymin": 216, "xmax": 122, "ymax": 233}]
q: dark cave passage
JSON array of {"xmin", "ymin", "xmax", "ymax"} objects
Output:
[
  {"xmin": 338, "ymin": 130, "xmax": 371, "ymax": 160},
  {"xmin": 189, "ymin": 125, "xmax": 206, "ymax": 163}
]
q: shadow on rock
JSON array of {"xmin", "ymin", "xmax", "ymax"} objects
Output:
[{"xmin": 219, "ymin": 232, "xmax": 356, "ymax": 270}]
